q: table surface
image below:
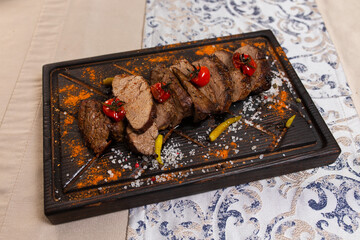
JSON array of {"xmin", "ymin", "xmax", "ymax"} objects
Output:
[{"xmin": 0, "ymin": 0, "xmax": 359, "ymax": 239}]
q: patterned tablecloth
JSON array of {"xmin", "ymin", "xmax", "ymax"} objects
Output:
[{"xmin": 127, "ymin": 0, "xmax": 360, "ymax": 239}]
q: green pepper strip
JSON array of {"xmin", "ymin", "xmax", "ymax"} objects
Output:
[
  {"xmin": 102, "ymin": 77, "xmax": 114, "ymax": 86},
  {"xmin": 155, "ymin": 134, "xmax": 164, "ymax": 165},
  {"xmin": 286, "ymin": 115, "xmax": 296, "ymax": 128},
  {"xmin": 209, "ymin": 116, "xmax": 242, "ymax": 142}
]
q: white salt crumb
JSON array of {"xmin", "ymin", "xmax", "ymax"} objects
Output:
[
  {"xmin": 259, "ymin": 154, "xmax": 264, "ymax": 159},
  {"xmin": 107, "ymin": 170, "xmax": 114, "ymax": 178}
]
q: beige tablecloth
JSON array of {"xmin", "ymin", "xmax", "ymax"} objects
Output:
[{"xmin": 0, "ymin": 0, "xmax": 359, "ymax": 239}]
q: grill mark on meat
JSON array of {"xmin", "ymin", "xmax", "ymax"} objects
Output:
[
  {"xmin": 249, "ymin": 59, "xmax": 272, "ymax": 94},
  {"xmin": 126, "ymin": 122, "xmax": 158, "ymax": 155},
  {"xmin": 170, "ymin": 59, "xmax": 218, "ymax": 114},
  {"xmin": 191, "ymin": 58, "xmax": 218, "ymax": 109},
  {"xmin": 150, "ymin": 64, "xmax": 192, "ymax": 129},
  {"xmin": 172, "ymin": 67, "xmax": 215, "ymax": 122},
  {"xmin": 78, "ymin": 99, "xmax": 111, "ymax": 155},
  {"xmin": 214, "ymin": 50, "xmax": 252, "ymax": 102},
  {"xmin": 112, "ymin": 74, "xmax": 156, "ymax": 133},
  {"xmin": 165, "ymin": 68, "xmax": 193, "ymax": 118},
  {"xmin": 208, "ymin": 55, "xmax": 233, "ymax": 112}
]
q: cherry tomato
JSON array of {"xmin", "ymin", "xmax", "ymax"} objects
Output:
[
  {"xmin": 151, "ymin": 82, "xmax": 171, "ymax": 103},
  {"xmin": 102, "ymin": 97, "xmax": 126, "ymax": 122},
  {"xmin": 232, "ymin": 53, "xmax": 257, "ymax": 76},
  {"xmin": 189, "ymin": 66, "xmax": 210, "ymax": 87}
]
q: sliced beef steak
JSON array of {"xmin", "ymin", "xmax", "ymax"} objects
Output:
[
  {"xmin": 235, "ymin": 44, "xmax": 267, "ymax": 60},
  {"xmin": 109, "ymin": 120, "xmax": 126, "ymax": 142},
  {"xmin": 78, "ymin": 99, "xmax": 111, "ymax": 155},
  {"xmin": 190, "ymin": 58, "xmax": 218, "ymax": 109},
  {"xmin": 150, "ymin": 64, "xmax": 192, "ymax": 129},
  {"xmin": 153, "ymin": 102, "xmax": 175, "ymax": 130},
  {"xmin": 126, "ymin": 122, "xmax": 158, "ymax": 155},
  {"xmin": 112, "ymin": 74, "xmax": 156, "ymax": 133},
  {"xmin": 152, "ymin": 64, "xmax": 193, "ymax": 117},
  {"xmin": 170, "ymin": 58, "xmax": 221, "ymax": 114},
  {"xmin": 248, "ymin": 59, "xmax": 272, "ymax": 94},
  {"xmin": 214, "ymin": 50, "xmax": 252, "ymax": 102},
  {"xmin": 169, "ymin": 58, "xmax": 194, "ymax": 77},
  {"xmin": 208, "ymin": 55, "xmax": 233, "ymax": 111},
  {"xmin": 172, "ymin": 67, "xmax": 215, "ymax": 122},
  {"xmin": 235, "ymin": 45, "xmax": 271, "ymax": 94}
]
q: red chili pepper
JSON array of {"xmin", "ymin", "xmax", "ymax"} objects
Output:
[
  {"xmin": 102, "ymin": 97, "xmax": 126, "ymax": 122},
  {"xmin": 232, "ymin": 52, "xmax": 257, "ymax": 76},
  {"xmin": 189, "ymin": 65, "xmax": 210, "ymax": 87},
  {"xmin": 151, "ymin": 82, "xmax": 171, "ymax": 103}
]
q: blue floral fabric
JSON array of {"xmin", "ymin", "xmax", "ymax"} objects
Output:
[{"xmin": 127, "ymin": 0, "xmax": 360, "ymax": 239}]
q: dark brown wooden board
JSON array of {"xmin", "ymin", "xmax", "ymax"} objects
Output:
[{"xmin": 43, "ymin": 30, "xmax": 340, "ymax": 224}]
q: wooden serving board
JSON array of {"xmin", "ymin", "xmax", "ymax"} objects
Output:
[{"xmin": 42, "ymin": 30, "xmax": 340, "ymax": 224}]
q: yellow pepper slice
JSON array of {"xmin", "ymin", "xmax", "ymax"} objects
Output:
[
  {"xmin": 286, "ymin": 115, "xmax": 296, "ymax": 128},
  {"xmin": 102, "ymin": 77, "xmax": 114, "ymax": 86},
  {"xmin": 155, "ymin": 134, "xmax": 164, "ymax": 165},
  {"xmin": 209, "ymin": 115, "xmax": 242, "ymax": 142}
]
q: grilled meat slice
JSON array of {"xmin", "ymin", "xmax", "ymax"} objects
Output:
[
  {"xmin": 235, "ymin": 45, "xmax": 271, "ymax": 94},
  {"xmin": 172, "ymin": 67, "xmax": 215, "ymax": 122},
  {"xmin": 109, "ymin": 120, "xmax": 126, "ymax": 142},
  {"xmin": 78, "ymin": 99, "xmax": 111, "ymax": 155},
  {"xmin": 157, "ymin": 65, "xmax": 193, "ymax": 118},
  {"xmin": 249, "ymin": 59, "xmax": 272, "ymax": 94},
  {"xmin": 153, "ymin": 102, "xmax": 175, "ymax": 130},
  {"xmin": 150, "ymin": 64, "xmax": 192, "ymax": 129},
  {"xmin": 214, "ymin": 50, "xmax": 252, "ymax": 102},
  {"xmin": 190, "ymin": 59, "xmax": 218, "ymax": 109},
  {"xmin": 126, "ymin": 122, "xmax": 158, "ymax": 155},
  {"xmin": 208, "ymin": 55, "xmax": 233, "ymax": 111},
  {"xmin": 170, "ymin": 59, "xmax": 217, "ymax": 109},
  {"xmin": 235, "ymin": 44, "xmax": 267, "ymax": 60},
  {"xmin": 112, "ymin": 74, "xmax": 156, "ymax": 133}
]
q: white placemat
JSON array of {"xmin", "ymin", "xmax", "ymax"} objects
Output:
[{"xmin": 127, "ymin": 0, "xmax": 360, "ymax": 239}]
